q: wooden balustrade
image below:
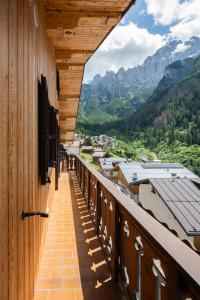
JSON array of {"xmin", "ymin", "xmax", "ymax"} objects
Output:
[{"xmin": 67, "ymin": 154, "xmax": 200, "ymax": 300}]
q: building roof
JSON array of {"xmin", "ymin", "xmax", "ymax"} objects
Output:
[
  {"xmin": 99, "ymin": 157, "xmax": 127, "ymax": 170},
  {"xmin": 72, "ymin": 141, "xmax": 81, "ymax": 147},
  {"xmin": 149, "ymin": 178, "xmax": 200, "ymax": 236},
  {"xmin": 119, "ymin": 162, "xmax": 198, "ymax": 184},
  {"xmin": 81, "ymin": 146, "xmax": 93, "ymax": 150},
  {"xmin": 192, "ymin": 178, "xmax": 200, "ymax": 187},
  {"xmin": 92, "ymin": 151, "xmax": 106, "ymax": 158},
  {"xmin": 94, "ymin": 147, "xmax": 104, "ymax": 152}
]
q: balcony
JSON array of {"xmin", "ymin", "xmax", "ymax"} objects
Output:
[{"xmin": 35, "ymin": 154, "xmax": 200, "ymax": 300}]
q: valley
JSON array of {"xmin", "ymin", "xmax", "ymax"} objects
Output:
[{"xmin": 77, "ymin": 37, "xmax": 200, "ymax": 175}]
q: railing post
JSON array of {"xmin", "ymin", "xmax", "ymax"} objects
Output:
[
  {"xmin": 152, "ymin": 259, "xmax": 166, "ymax": 300},
  {"xmin": 134, "ymin": 236, "xmax": 144, "ymax": 300},
  {"xmin": 87, "ymin": 171, "xmax": 91, "ymax": 210},
  {"xmin": 96, "ymin": 181, "xmax": 101, "ymax": 234},
  {"xmin": 112, "ymin": 201, "xmax": 119, "ymax": 281}
]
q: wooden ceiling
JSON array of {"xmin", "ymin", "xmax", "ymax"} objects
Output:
[{"xmin": 46, "ymin": 0, "xmax": 135, "ymax": 144}]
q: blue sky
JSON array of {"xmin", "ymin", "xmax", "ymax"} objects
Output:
[
  {"xmin": 123, "ymin": 0, "xmax": 170, "ymax": 35},
  {"xmin": 84, "ymin": 0, "xmax": 200, "ymax": 82}
]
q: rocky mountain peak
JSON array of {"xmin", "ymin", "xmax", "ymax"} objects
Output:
[{"xmin": 81, "ymin": 36, "xmax": 200, "ymax": 104}]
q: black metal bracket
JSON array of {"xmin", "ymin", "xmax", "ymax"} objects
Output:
[{"xmin": 21, "ymin": 211, "xmax": 49, "ymax": 220}]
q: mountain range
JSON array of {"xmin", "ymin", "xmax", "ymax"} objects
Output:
[
  {"xmin": 78, "ymin": 36, "xmax": 200, "ymax": 125},
  {"xmin": 80, "ymin": 52, "xmax": 200, "ymax": 140}
]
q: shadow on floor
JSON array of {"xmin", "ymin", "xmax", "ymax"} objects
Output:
[{"xmin": 69, "ymin": 172, "xmax": 123, "ymax": 300}]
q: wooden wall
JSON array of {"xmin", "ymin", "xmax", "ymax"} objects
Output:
[
  {"xmin": 0, "ymin": 0, "xmax": 9, "ymax": 299},
  {"xmin": 0, "ymin": 0, "xmax": 57, "ymax": 299}
]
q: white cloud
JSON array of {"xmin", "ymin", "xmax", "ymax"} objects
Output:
[
  {"xmin": 173, "ymin": 42, "xmax": 191, "ymax": 55},
  {"xmin": 145, "ymin": 0, "xmax": 180, "ymax": 26},
  {"xmin": 83, "ymin": 0, "xmax": 200, "ymax": 82},
  {"xmin": 83, "ymin": 23, "xmax": 164, "ymax": 82},
  {"xmin": 170, "ymin": 18, "xmax": 200, "ymax": 41},
  {"xmin": 145, "ymin": 0, "xmax": 200, "ymax": 40}
]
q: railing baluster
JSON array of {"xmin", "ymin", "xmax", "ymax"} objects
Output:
[
  {"xmin": 134, "ymin": 236, "xmax": 144, "ymax": 300},
  {"xmin": 152, "ymin": 259, "xmax": 166, "ymax": 300}
]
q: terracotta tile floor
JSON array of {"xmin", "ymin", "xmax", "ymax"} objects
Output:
[{"xmin": 35, "ymin": 172, "xmax": 121, "ymax": 300}]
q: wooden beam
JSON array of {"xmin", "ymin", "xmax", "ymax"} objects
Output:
[
  {"xmin": 55, "ymin": 49, "xmax": 92, "ymax": 61},
  {"xmin": 59, "ymin": 95, "xmax": 80, "ymax": 100},
  {"xmin": 57, "ymin": 63, "xmax": 84, "ymax": 70},
  {"xmin": 60, "ymin": 118, "xmax": 77, "ymax": 131},
  {"xmin": 55, "ymin": 49, "xmax": 93, "ymax": 55},
  {"xmin": 47, "ymin": 11, "xmax": 121, "ymax": 29}
]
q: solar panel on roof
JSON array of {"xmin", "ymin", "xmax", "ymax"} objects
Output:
[{"xmin": 141, "ymin": 163, "xmax": 184, "ymax": 169}]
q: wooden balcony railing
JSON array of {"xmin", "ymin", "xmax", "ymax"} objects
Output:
[{"xmin": 67, "ymin": 154, "xmax": 200, "ymax": 300}]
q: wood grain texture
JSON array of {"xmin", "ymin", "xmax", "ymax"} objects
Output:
[
  {"xmin": 2, "ymin": 1, "xmax": 57, "ymax": 299},
  {"xmin": 17, "ymin": 0, "xmax": 25, "ymax": 298},
  {"xmin": 23, "ymin": 1, "xmax": 30, "ymax": 298},
  {"xmin": 0, "ymin": 0, "xmax": 9, "ymax": 299},
  {"xmin": 8, "ymin": 0, "xmax": 18, "ymax": 298}
]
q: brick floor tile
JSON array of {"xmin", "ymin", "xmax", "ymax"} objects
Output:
[
  {"xmin": 34, "ymin": 291, "xmax": 48, "ymax": 300},
  {"xmin": 63, "ymin": 278, "xmax": 82, "ymax": 289},
  {"xmin": 35, "ymin": 172, "xmax": 121, "ymax": 300},
  {"xmin": 37, "ymin": 278, "xmax": 62, "ymax": 289},
  {"xmin": 48, "ymin": 290, "xmax": 75, "ymax": 300}
]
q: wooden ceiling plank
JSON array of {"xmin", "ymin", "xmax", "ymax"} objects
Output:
[
  {"xmin": 57, "ymin": 63, "xmax": 84, "ymax": 70},
  {"xmin": 59, "ymin": 95, "xmax": 80, "ymax": 100},
  {"xmin": 46, "ymin": 0, "xmax": 132, "ymax": 13},
  {"xmin": 55, "ymin": 50, "xmax": 92, "ymax": 63}
]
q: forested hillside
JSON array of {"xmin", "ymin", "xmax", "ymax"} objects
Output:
[
  {"xmin": 78, "ymin": 54, "xmax": 200, "ymax": 174},
  {"xmin": 78, "ymin": 86, "xmax": 153, "ymax": 124},
  {"xmin": 109, "ymin": 55, "xmax": 200, "ymax": 146},
  {"xmin": 79, "ymin": 55, "xmax": 200, "ymax": 143}
]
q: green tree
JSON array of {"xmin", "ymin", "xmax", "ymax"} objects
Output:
[{"xmin": 85, "ymin": 137, "xmax": 92, "ymax": 146}]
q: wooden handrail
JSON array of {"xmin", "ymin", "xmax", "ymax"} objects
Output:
[{"xmin": 67, "ymin": 154, "xmax": 200, "ymax": 299}]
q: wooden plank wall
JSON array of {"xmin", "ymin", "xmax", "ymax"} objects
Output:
[
  {"xmin": 0, "ymin": 0, "xmax": 57, "ymax": 299},
  {"xmin": 0, "ymin": 0, "xmax": 9, "ymax": 299}
]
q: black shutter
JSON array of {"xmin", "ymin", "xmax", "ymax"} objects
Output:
[
  {"xmin": 49, "ymin": 105, "xmax": 56, "ymax": 167},
  {"xmin": 55, "ymin": 118, "xmax": 60, "ymax": 190},
  {"xmin": 39, "ymin": 74, "xmax": 61, "ymax": 186},
  {"xmin": 38, "ymin": 75, "xmax": 50, "ymax": 184}
]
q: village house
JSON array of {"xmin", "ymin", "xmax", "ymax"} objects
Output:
[
  {"xmin": 118, "ymin": 162, "xmax": 200, "ymax": 249},
  {"xmin": 118, "ymin": 162, "xmax": 199, "ymax": 193},
  {"xmin": 92, "ymin": 151, "xmax": 107, "ymax": 163},
  {"xmin": 99, "ymin": 157, "xmax": 127, "ymax": 182},
  {"xmin": 75, "ymin": 133, "xmax": 118, "ymax": 150},
  {"xmin": 68, "ymin": 140, "xmax": 81, "ymax": 155},
  {"xmin": 139, "ymin": 178, "xmax": 200, "ymax": 250},
  {"xmin": 91, "ymin": 136, "xmax": 99, "ymax": 144},
  {"xmin": 81, "ymin": 145, "xmax": 94, "ymax": 154}
]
